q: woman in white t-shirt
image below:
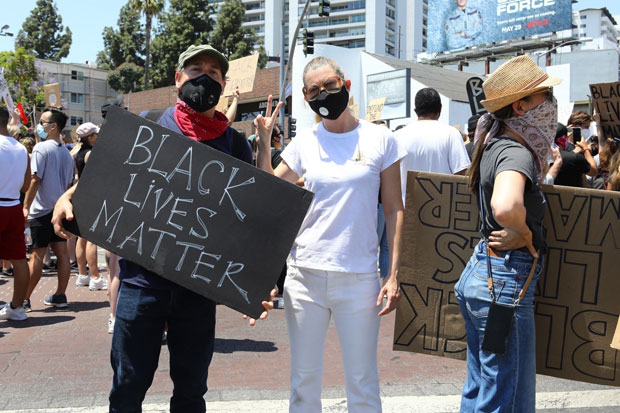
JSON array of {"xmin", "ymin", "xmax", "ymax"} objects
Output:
[{"xmin": 255, "ymin": 57, "xmax": 405, "ymax": 412}]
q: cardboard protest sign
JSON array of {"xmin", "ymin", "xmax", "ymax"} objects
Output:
[
  {"xmin": 590, "ymin": 81, "xmax": 620, "ymax": 139},
  {"xmin": 466, "ymin": 76, "xmax": 487, "ymax": 116},
  {"xmin": 67, "ymin": 106, "xmax": 313, "ymax": 318},
  {"xmin": 0, "ymin": 69, "xmax": 15, "ymax": 113},
  {"xmin": 365, "ymin": 97, "xmax": 386, "ymax": 122},
  {"xmin": 223, "ymin": 54, "xmax": 259, "ymax": 97},
  {"xmin": 394, "ymin": 171, "xmax": 620, "ymax": 386},
  {"xmin": 44, "ymin": 83, "xmax": 62, "ymax": 108}
]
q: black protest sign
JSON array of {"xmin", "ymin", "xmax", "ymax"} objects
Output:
[
  {"xmin": 394, "ymin": 171, "xmax": 620, "ymax": 386},
  {"xmin": 466, "ymin": 76, "xmax": 487, "ymax": 116},
  {"xmin": 590, "ymin": 81, "xmax": 620, "ymax": 140},
  {"xmin": 69, "ymin": 106, "xmax": 313, "ymax": 318}
]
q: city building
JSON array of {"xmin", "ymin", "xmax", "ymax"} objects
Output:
[
  {"xmin": 36, "ymin": 59, "xmax": 119, "ymax": 128},
  {"xmin": 209, "ymin": 0, "xmax": 429, "ymax": 62}
]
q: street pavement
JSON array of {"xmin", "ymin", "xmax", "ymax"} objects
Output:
[{"xmin": 1, "ymin": 258, "xmax": 619, "ymax": 412}]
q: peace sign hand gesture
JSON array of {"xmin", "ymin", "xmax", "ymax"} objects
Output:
[{"xmin": 254, "ymin": 95, "xmax": 284, "ymax": 151}]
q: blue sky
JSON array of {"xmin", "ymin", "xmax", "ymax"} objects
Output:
[{"xmin": 1, "ymin": 0, "xmax": 619, "ymax": 65}]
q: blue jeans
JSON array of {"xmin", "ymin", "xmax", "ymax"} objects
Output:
[
  {"xmin": 109, "ymin": 282, "xmax": 216, "ymax": 413},
  {"xmin": 454, "ymin": 239, "xmax": 543, "ymax": 413},
  {"xmin": 376, "ymin": 204, "xmax": 389, "ymax": 279}
]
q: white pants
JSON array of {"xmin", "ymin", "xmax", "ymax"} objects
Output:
[{"xmin": 284, "ymin": 265, "xmax": 382, "ymax": 413}]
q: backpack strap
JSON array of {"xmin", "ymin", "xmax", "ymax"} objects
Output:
[{"xmin": 144, "ymin": 109, "xmax": 166, "ymax": 123}]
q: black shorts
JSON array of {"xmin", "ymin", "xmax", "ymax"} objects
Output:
[{"xmin": 29, "ymin": 212, "xmax": 65, "ymax": 249}]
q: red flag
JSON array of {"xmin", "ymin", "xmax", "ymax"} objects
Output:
[{"xmin": 16, "ymin": 102, "xmax": 29, "ymax": 125}]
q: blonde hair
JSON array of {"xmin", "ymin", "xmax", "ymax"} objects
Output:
[
  {"xmin": 302, "ymin": 57, "xmax": 346, "ymax": 86},
  {"xmin": 7, "ymin": 124, "xmax": 20, "ymax": 138}
]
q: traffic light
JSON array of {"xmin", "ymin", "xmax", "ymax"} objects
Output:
[
  {"xmin": 288, "ymin": 117, "xmax": 297, "ymax": 139},
  {"xmin": 318, "ymin": 0, "xmax": 330, "ymax": 17},
  {"xmin": 302, "ymin": 29, "xmax": 314, "ymax": 57}
]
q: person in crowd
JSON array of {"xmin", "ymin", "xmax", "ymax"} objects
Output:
[
  {"xmin": 554, "ymin": 123, "xmax": 597, "ymax": 187},
  {"xmin": 543, "ymin": 145, "xmax": 563, "ymax": 185},
  {"xmin": 465, "ymin": 114, "xmax": 481, "ymax": 160},
  {"xmin": 225, "ymin": 86, "xmax": 241, "ymax": 122},
  {"xmin": 371, "ymin": 119, "xmax": 391, "ymax": 280},
  {"xmin": 255, "ymin": 56, "xmax": 404, "ymax": 412},
  {"xmin": 566, "ymin": 111, "xmax": 593, "ymax": 144},
  {"xmin": 454, "ymin": 55, "xmax": 561, "ymax": 412},
  {"xmin": 396, "ymin": 87, "xmax": 471, "ymax": 205},
  {"xmin": 73, "ymin": 122, "xmax": 106, "ymax": 291},
  {"xmin": 597, "ymin": 137, "xmax": 619, "ymax": 189},
  {"xmin": 0, "ymin": 108, "xmax": 31, "ymax": 320},
  {"xmin": 52, "ymin": 44, "xmax": 276, "ymax": 412},
  {"xmin": 607, "ymin": 149, "xmax": 620, "ymax": 191},
  {"xmin": 22, "ymin": 108, "xmax": 74, "ymax": 311},
  {"xmin": 270, "ymin": 123, "xmax": 284, "ymax": 169}
]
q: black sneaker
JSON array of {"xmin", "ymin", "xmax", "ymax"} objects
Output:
[
  {"xmin": 1, "ymin": 268, "xmax": 12, "ymax": 276},
  {"xmin": 23, "ymin": 299, "xmax": 32, "ymax": 313},
  {"xmin": 43, "ymin": 294, "xmax": 68, "ymax": 308},
  {"xmin": 42, "ymin": 261, "xmax": 57, "ymax": 273}
]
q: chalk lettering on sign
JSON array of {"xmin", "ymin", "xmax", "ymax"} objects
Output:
[
  {"xmin": 124, "ymin": 126, "xmax": 155, "ymax": 166},
  {"xmin": 175, "ymin": 241, "xmax": 204, "ymax": 271},
  {"xmin": 89, "ymin": 200, "xmax": 124, "ymax": 243},
  {"xmin": 139, "ymin": 181, "xmax": 157, "ymax": 212},
  {"xmin": 150, "ymin": 188, "xmax": 175, "ymax": 219},
  {"xmin": 117, "ymin": 221, "xmax": 145, "ymax": 255},
  {"xmin": 166, "ymin": 147, "xmax": 193, "ymax": 190},
  {"xmin": 564, "ymin": 250, "xmax": 602, "ymax": 305},
  {"xmin": 166, "ymin": 197, "xmax": 193, "ymax": 231},
  {"xmin": 189, "ymin": 207, "xmax": 218, "ymax": 239},
  {"xmin": 535, "ymin": 302, "xmax": 568, "ymax": 370},
  {"xmin": 148, "ymin": 227, "xmax": 176, "ymax": 259},
  {"xmin": 147, "ymin": 135, "xmax": 170, "ymax": 179},
  {"xmin": 394, "ymin": 284, "xmax": 443, "ymax": 351},
  {"xmin": 198, "ymin": 160, "xmax": 225, "ymax": 196},
  {"xmin": 433, "ymin": 232, "xmax": 470, "ymax": 284},
  {"xmin": 123, "ymin": 174, "xmax": 143, "ymax": 208},
  {"xmin": 219, "ymin": 167, "xmax": 255, "ymax": 222},
  {"xmin": 545, "ymin": 193, "xmax": 587, "ymax": 242},
  {"xmin": 586, "ymin": 196, "xmax": 620, "ymax": 248},
  {"xmin": 218, "ymin": 261, "xmax": 250, "ymax": 304},
  {"xmin": 190, "ymin": 251, "xmax": 223, "ymax": 284},
  {"xmin": 571, "ymin": 310, "xmax": 619, "ymax": 381}
]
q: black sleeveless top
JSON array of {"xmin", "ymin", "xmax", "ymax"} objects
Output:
[{"xmin": 75, "ymin": 142, "xmax": 92, "ymax": 178}]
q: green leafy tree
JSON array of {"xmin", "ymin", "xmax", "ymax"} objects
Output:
[
  {"xmin": 15, "ymin": 0, "xmax": 72, "ymax": 61},
  {"xmin": 0, "ymin": 48, "xmax": 45, "ymax": 117},
  {"xmin": 97, "ymin": 2, "xmax": 145, "ymax": 70},
  {"xmin": 210, "ymin": 0, "xmax": 266, "ymax": 65},
  {"xmin": 150, "ymin": 0, "xmax": 215, "ymax": 88},
  {"xmin": 107, "ymin": 62, "xmax": 144, "ymax": 93},
  {"xmin": 130, "ymin": 0, "xmax": 165, "ymax": 90}
]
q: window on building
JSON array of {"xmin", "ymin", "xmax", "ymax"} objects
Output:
[
  {"xmin": 386, "ymin": 7, "xmax": 395, "ymax": 19},
  {"xmin": 70, "ymin": 116, "xmax": 84, "ymax": 126},
  {"xmin": 70, "ymin": 93, "xmax": 84, "ymax": 104},
  {"xmin": 351, "ymin": 15, "xmax": 365, "ymax": 23},
  {"xmin": 580, "ymin": 24, "xmax": 586, "ymax": 28},
  {"xmin": 580, "ymin": 33, "xmax": 586, "ymax": 37},
  {"xmin": 386, "ymin": 44, "xmax": 395, "ymax": 56},
  {"xmin": 71, "ymin": 70, "xmax": 84, "ymax": 80},
  {"xmin": 580, "ymin": 15, "xmax": 586, "ymax": 19}
]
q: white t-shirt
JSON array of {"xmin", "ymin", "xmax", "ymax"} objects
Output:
[
  {"xmin": 396, "ymin": 120, "xmax": 471, "ymax": 205},
  {"xmin": 0, "ymin": 134, "xmax": 28, "ymax": 207},
  {"xmin": 29, "ymin": 140, "xmax": 74, "ymax": 218},
  {"xmin": 282, "ymin": 120, "xmax": 405, "ymax": 273}
]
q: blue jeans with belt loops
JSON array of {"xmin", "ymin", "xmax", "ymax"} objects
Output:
[{"xmin": 454, "ymin": 239, "xmax": 543, "ymax": 413}]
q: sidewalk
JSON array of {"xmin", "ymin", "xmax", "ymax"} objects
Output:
[{"xmin": 1, "ymin": 262, "xmax": 619, "ymax": 412}]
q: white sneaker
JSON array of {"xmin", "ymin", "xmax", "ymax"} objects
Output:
[
  {"xmin": 75, "ymin": 274, "xmax": 90, "ymax": 286},
  {"xmin": 108, "ymin": 313, "xmax": 115, "ymax": 334},
  {"xmin": 0, "ymin": 302, "xmax": 27, "ymax": 321},
  {"xmin": 89, "ymin": 276, "xmax": 106, "ymax": 291}
]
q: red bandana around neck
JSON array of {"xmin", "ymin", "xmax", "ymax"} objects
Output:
[{"xmin": 174, "ymin": 100, "xmax": 229, "ymax": 142}]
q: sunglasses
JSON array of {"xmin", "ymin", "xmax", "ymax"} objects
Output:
[
  {"xmin": 39, "ymin": 120, "xmax": 52, "ymax": 125},
  {"xmin": 302, "ymin": 76, "xmax": 344, "ymax": 102}
]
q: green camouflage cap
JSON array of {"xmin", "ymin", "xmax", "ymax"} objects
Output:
[{"xmin": 177, "ymin": 45, "xmax": 229, "ymax": 76}]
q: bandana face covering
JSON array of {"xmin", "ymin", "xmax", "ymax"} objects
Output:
[
  {"xmin": 308, "ymin": 86, "xmax": 350, "ymax": 120},
  {"xmin": 174, "ymin": 100, "xmax": 229, "ymax": 142},
  {"xmin": 475, "ymin": 94, "xmax": 558, "ymax": 179}
]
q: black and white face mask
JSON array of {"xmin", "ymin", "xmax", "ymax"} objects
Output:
[
  {"xmin": 308, "ymin": 86, "xmax": 350, "ymax": 120},
  {"xmin": 179, "ymin": 74, "xmax": 222, "ymax": 112}
]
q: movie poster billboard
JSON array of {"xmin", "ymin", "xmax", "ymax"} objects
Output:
[{"xmin": 427, "ymin": 0, "xmax": 573, "ymax": 54}]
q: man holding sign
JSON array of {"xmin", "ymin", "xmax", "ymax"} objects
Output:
[{"xmin": 52, "ymin": 44, "xmax": 279, "ymax": 413}]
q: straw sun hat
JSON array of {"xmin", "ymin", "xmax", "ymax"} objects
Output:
[{"xmin": 481, "ymin": 55, "xmax": 562, "ymax": 114}]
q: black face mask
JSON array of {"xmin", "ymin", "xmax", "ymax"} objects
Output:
[
  {"xmin": 308, "ymin": 86, "xmax": 349, "ymax": 120},
  {"xmin": 179, "ymin": 74, "xmax": 222, "ymax": 112}
]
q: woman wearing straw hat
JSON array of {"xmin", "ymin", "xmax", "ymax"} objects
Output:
[{"xmin": 454, "ymin": 55, "xmax": 561, "ymax": 412}]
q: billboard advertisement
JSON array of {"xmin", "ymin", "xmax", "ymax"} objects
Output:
[{"xmin": 427, "ymin": 0, "xmax": 573, "ymax": 54}]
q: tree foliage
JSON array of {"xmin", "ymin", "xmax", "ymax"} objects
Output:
[
  {"xmin": 15, "ymin": 0, "xmax": 72, "ymax": 61},
  {"xmin": 210, "ymin": 0, "xmax": 266, "ymax": 66},
  {"xmin": 107, "ymin": 62, "xmax": 144, "ymax": 93},
  {"xmin": 130, "ymin": 0, "xmax": 165, "ymax": 90},
  {"xmin": 97, "ymin": 2, "xmax": 145, "ymax": 70},
  {"xmin": 150, "ymin": 0, "xmax": 215, "ymax": 88},
  {"xmin": 0, "ymin": 48, "xmax": 45, "ymax": 116}
]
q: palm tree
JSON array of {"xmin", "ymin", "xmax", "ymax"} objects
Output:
[{"xmin": 131, "ymin": 0, "xmax": 165, "ymax": 89}]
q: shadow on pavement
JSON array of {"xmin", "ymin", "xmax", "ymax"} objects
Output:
[
  {"xmin": 3, "ymin": 315, "xmax": 75, "ymax": 328},
  {"xmin": 41, "ymin": 301, "xmax": 110, "ymax": 313},
  {"xmin": 214, "ymin": 338, "xmax": 278, "ymax": 353}
]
